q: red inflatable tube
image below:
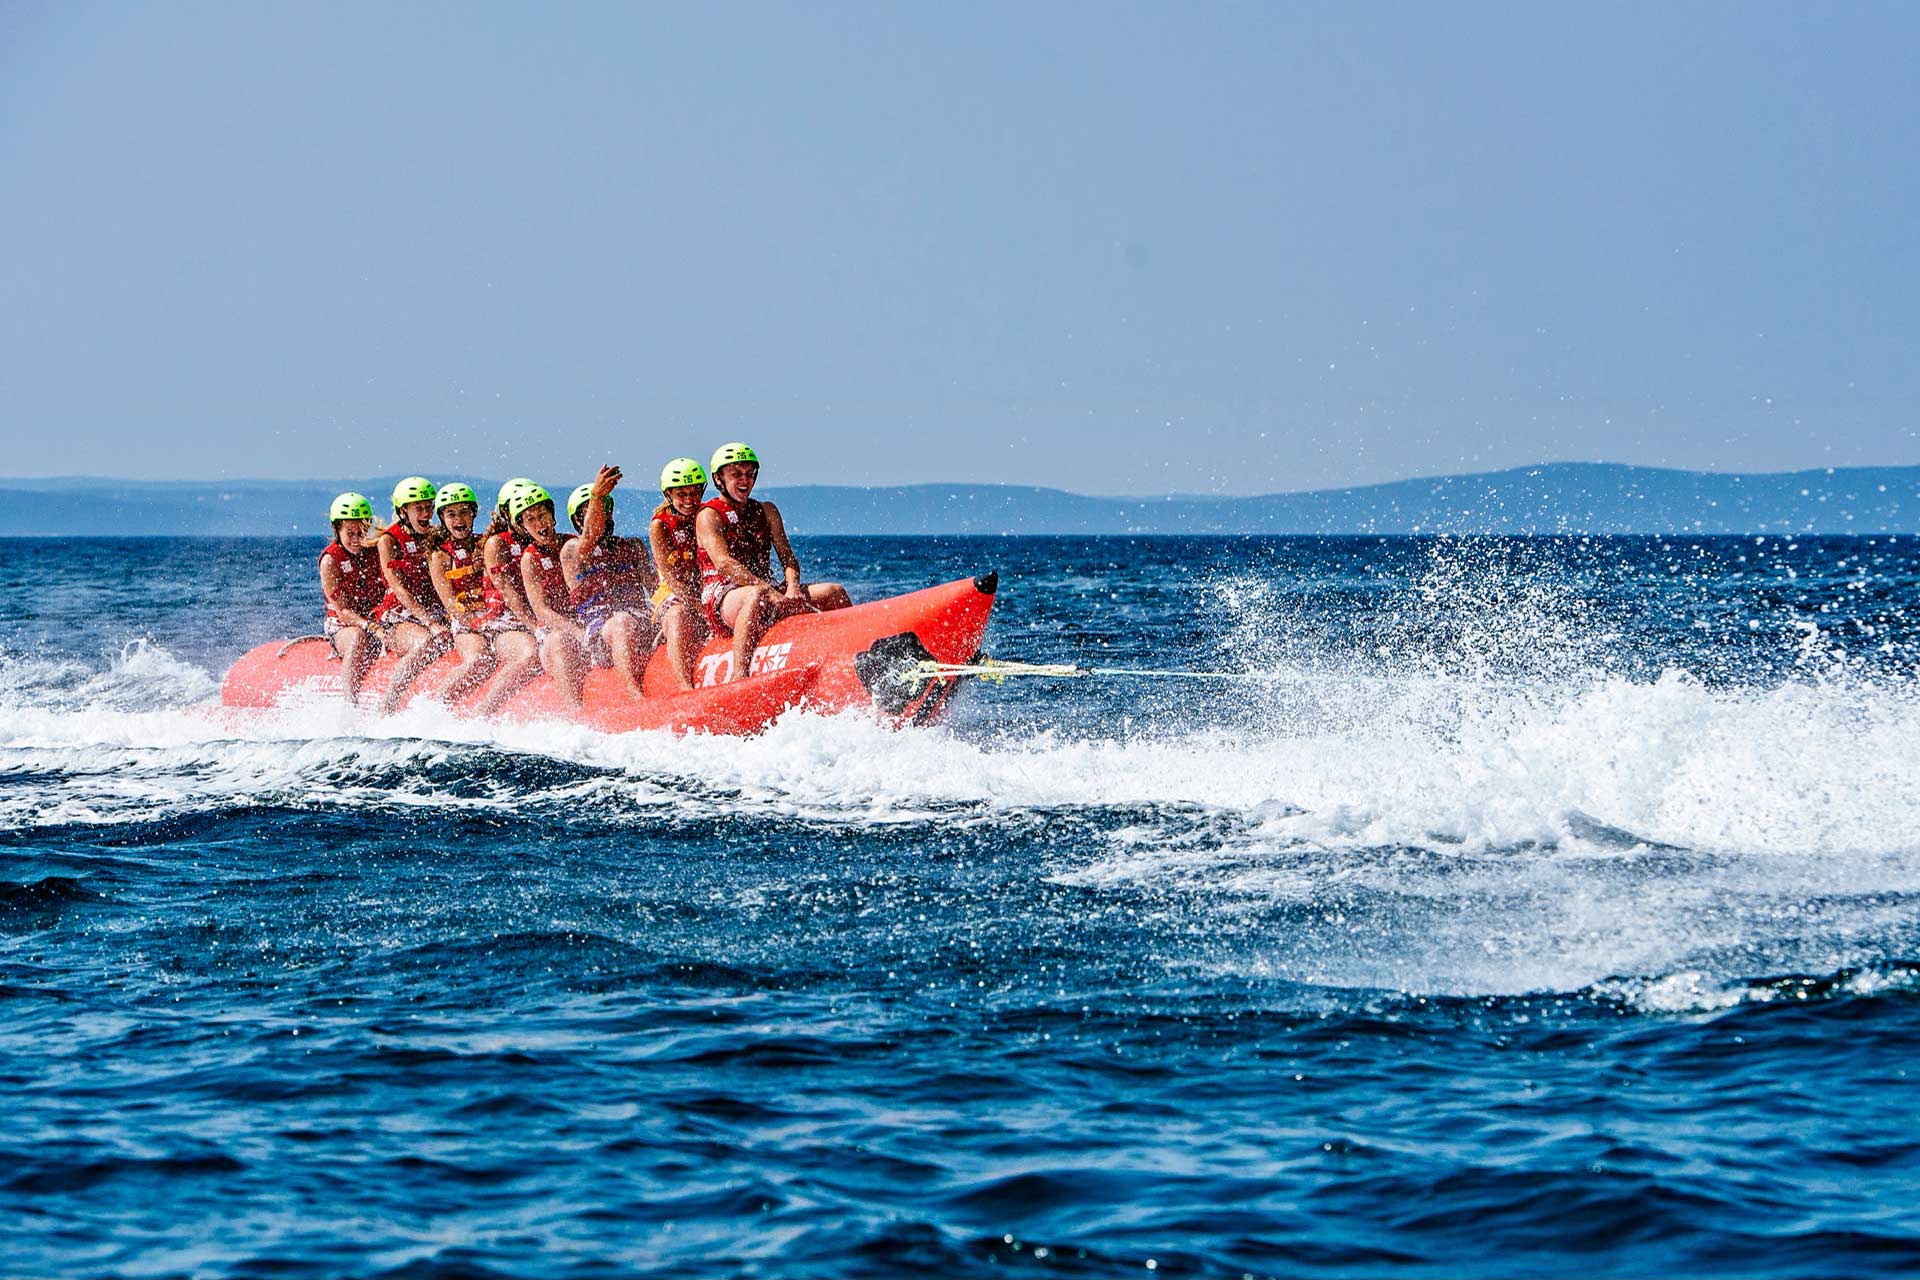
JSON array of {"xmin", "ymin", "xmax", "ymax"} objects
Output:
[{"xmin": 220, "ymin": 574, "xmax": 998, "ymax": 735}]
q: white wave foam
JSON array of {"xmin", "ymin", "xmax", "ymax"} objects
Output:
[
  {"xmin": 6, "ymin": 637, "xmax": 1919, "ymax": 1000},
  {"xmin": 1594, "ymin": 965, "xmax": 1920, "ymax": 1015},
  {"xmin": 0, "ymin": 639, "xmax": 217, "ymax": 712},
  {"xmin": 5, "ymin": 640, "xmax": 1918, "ymax": 853},
  {"xmin": 1027, "ymin": 669, "xmax": 1920, "ymax": 997}
]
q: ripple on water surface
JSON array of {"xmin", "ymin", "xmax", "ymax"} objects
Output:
[{"xmin": 3, "ymin": 535, "xmax": 1920, "ymax": 1276}]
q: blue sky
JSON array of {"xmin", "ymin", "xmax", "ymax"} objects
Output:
[{"xmin": 3, "ymin": 1, "xmax": 1915, "ymax": 494}]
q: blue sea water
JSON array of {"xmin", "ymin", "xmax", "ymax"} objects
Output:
[{"xmin": 3, "ymin": 534, "xmax": 1919, "ymax": 1279}]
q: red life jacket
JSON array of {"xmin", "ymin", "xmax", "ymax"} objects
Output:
[
  {"xmin": 652, "ymin": 503, "xmax": 699, "ymax": 590},
  {"xmin": 380, "ymin": 520, "xmax": 438, "ymax": 608},
  {"xmin": 319, "ymin": 541, "xmax": 384, "ymax": 620},
  {"xmin": 482, "ymin": 529, "xmax": 524, "ymax": 613},
  {"xmin": 569, "ymin": 535, "xmax": 649, "ymax": 612},
  {"xmin": 696, "ymin": 495, "xmax": 773, "ymax": 592},
  {"xmin": 522, "ymin": 534, "xmax": 576, "ymax": 619},
  {"xmin": 440, "ymin": 535, "xmax": 491, "ymax": 621}
]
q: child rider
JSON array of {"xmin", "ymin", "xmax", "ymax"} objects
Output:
[
  {"xmin": 375, "ymin": 476, "xmax": 452, "ymax": 713},
  {"xmin": 562, "ymin": 464, "xmax": 658, "ymax": 699},
  {"xmin": 647, "ymin": 458, "xmax": 710, "ymax": 690},
  {"xmin": 318, "ymin": 492, "xmax": 385, "ymax": 703}
]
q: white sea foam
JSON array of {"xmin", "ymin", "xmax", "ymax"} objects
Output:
[
  {"xmin": 5, "ymin": 636, "xmax": 1918, "ymax": 851},
  {"xmin": 4, "ymin": 634, "xmax": 1918, "ymax": 999},
  {"xmin": 0, "ymin": 638, "xmax": 217, "ymax": 712},
  {"xmin": 1593, "ymin": 964, "xmax": 1920, "ymax": 1015}
]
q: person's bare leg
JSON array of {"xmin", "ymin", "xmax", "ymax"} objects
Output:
[
  {"xmin": 718, "ymin": 587, "xmax": 768, "ymax": 682},
  {"xmin": 602, "ymin": 613, "xmax": 648, "ymax": 698},
  {"xmin": 441, "ymin": 632, "xmax": 497, "ymax": 702},
  {"xmin": 540, "ymin": 630, "xmax": 589, "ymax": 709},
  {"xmin": 805, "ymin": 583, "xmax": 852, "ymax": 611},
  {"xmin": 662, "ymin": 604, "xmax": 703, "ymax": 691},
  {"xmin": 475, "ymin": 631, "xmax": 540, "ymax": 717},
  {"xmin": 334, "ymin": 627, "xmax": 378, "ymax": 703},
  {"xmin": 378, "ymin": 623, "xmax": 444, "ymax": 714}
]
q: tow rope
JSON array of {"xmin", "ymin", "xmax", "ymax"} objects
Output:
[
  {"xmin": 899, "ymin": 657, "xmax": 1294, "ymax": 691},
  {"xmin": 902, "ymin": 657, "xmax": 1542, "ymax": 694}
]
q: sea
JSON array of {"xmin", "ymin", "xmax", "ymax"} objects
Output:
[{"xmin": 2, "ymin": 534, "xmax": 1918, "ymax": 1279}]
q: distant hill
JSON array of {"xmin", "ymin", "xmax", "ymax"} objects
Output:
[{"xmin": 0, "ymin": 463, "xmax": 1913, "ymax": 536}]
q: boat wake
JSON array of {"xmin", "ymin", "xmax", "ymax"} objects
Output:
[
  {"xmin": 9, "ymin": 637, "xmax": 1916, "ymax": 842},
  {"xmin": 6, "ymin": 634, "xmax": 1919, "ymax": 1003}
]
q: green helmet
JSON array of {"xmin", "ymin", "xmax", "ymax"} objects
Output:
[
  {"xmin": 508, "ymin": 483, "xmax": 554, "ymax": 524},
  {"xmin": 709, "ymin": 442, "xmax": 759, "ymax": 476},
  {"xmin": 567, "ymin": 483, "xmax": 611, "ymax": 528},
  {"xmin": 391, "ymin": 476, "xmax": 437, "ymax": 511},
  {"xmin": 329, "ymin": 492, "xmax": 374, "ymax": 523},
  {"xmin": 660, "ymin": 457, "xmax": 708, "ymax": 492},
  {"xmin": 495, "ymin": 477, "xmax": 534, "ymax": 511},
  {"xmin": 433, "ymin": 482, "xmax": 479, "ymax": 516}
]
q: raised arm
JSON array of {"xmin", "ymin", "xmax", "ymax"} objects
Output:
[{"xmin": 574, "ymin": 464, "xmax": 621, "ymax": 559}]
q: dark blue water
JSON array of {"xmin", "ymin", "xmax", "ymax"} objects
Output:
[{"xmin": 4, "ymin": 535, "xmax": 1919, "ymax": 1278}]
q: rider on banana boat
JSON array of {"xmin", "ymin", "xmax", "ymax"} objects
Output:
[
  {"xmin": 695, "ymin": 443, "xmax": 852, "ymax": 683},
  {"xmin": 375, "ymin": 476, "xmax": 453, "ymax": 713},
  {"xmin": 510, "ymin": 483, "xmax": 592, "ymax": 710},
  {"xmin": 428, "ymin": 482, "xmax": 541, "ymax": 711},
  {"xmin": 468, "ymin": 480, "xmax": 552, "ymax": 716},
  {"xmin": 318, "ymin": 492, "xmax": 386, "ymax": 703},
  {"xmin": 562, "ymin": 464, "xmax": 658, "ymax": 699},
  {"xmin": 481, "ymin": 478, "xmax": 541, "ymax": 633},
  {"xmin": 647, "ymin": 457, "xmax": 710, "ymax": 690}
]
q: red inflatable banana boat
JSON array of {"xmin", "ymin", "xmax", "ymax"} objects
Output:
[{"xmin": 221, "ymin": 573, "xmax": 998, "ymax": 734}]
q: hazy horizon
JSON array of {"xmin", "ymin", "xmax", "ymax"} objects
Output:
[{"xmin": 2, "ymin": 457, "xmax": 1912, "ymax": 499}]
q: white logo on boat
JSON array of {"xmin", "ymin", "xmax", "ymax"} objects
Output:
[
  {"xmin": 750, "ymin": 642, "xmax": 793, "ymax": 675},
  {"xmin": 696, "ymin": 641, "xmax": 795, "ymax": 687}
]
